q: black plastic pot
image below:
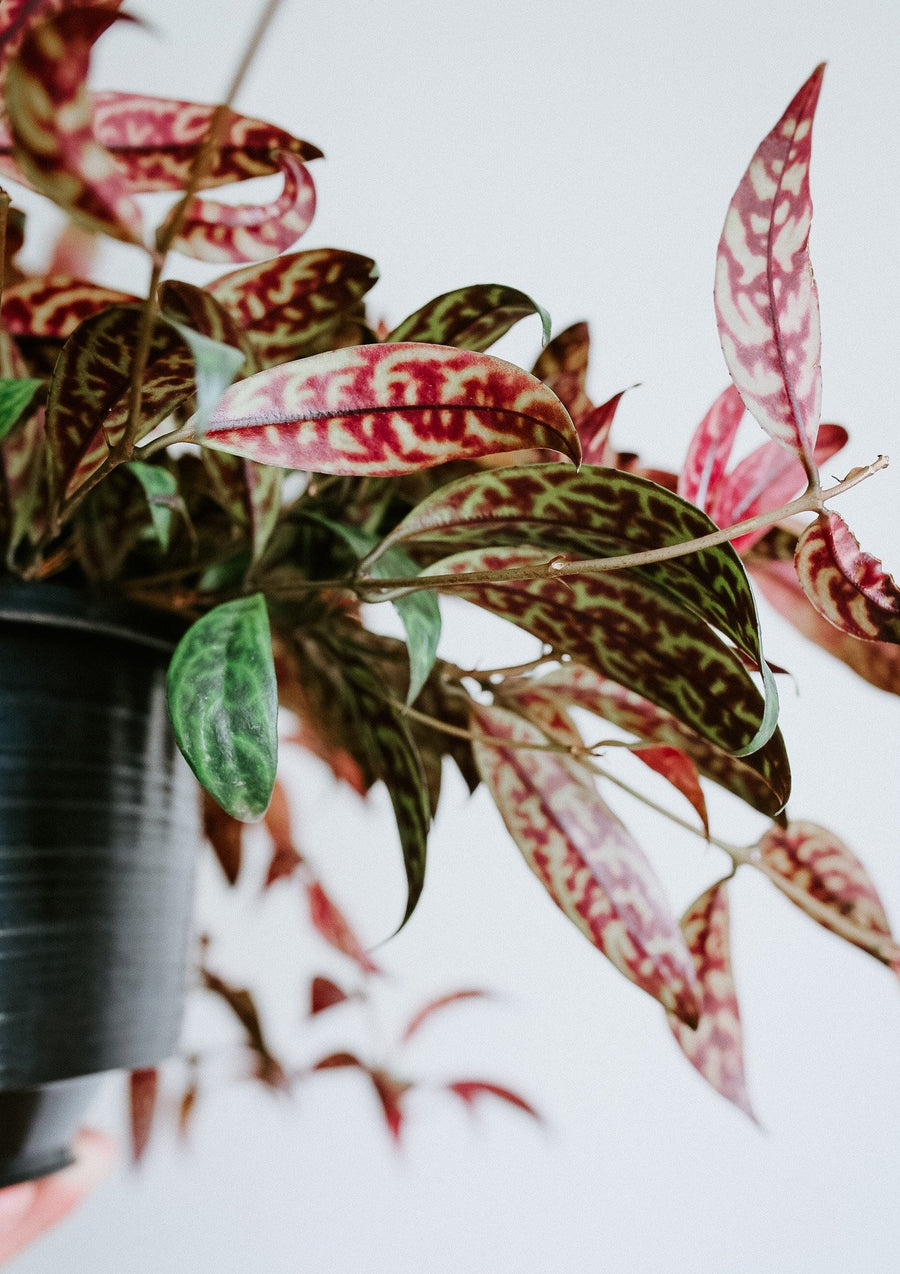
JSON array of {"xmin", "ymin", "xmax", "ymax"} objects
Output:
[{"xmin": 0, "ymin": 581, "xmax": 198, "ymax": 1187}]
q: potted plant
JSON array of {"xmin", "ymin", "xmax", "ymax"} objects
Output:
[{"xmin": 0, "ymin": 0, "xmax": 896, "ymax": 1192}]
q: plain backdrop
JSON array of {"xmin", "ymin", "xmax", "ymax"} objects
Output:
[{"xmin": 8, "ymin": 1, "xmax": 900, "ymax": 1271}]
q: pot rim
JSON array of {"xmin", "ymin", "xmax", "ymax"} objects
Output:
[{"xmin": 0, "ymin": 579, "xmax": 188, "ymax": 654}]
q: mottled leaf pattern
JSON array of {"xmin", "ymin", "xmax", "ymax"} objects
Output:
[
  {"xmin": 199, "ymin": 344, "xmax": 580, "ymax": 475},
  {"xmin": 205, "ymin": 249, "xmax": 377, "ymax": 368},
  {"xmin": 166, "ymin": 594, "xmax": 278, "ymax": 820},
  {"xmin": 0, "ymin": 0, "xmax": 122, "ymax": 96},
  {"xmin": 794, "ymin": 512, "xmax": 900, "ymax": 643},
  {"xmin": 759, "ymin": 821, "xmax": 899, "ymax": 968},
  {"xmin": 530, "ymin": 321, "xmax": 593, "ymax": 422},
  {"xmin": 388, "ymin": 284, "xmax": 550, "ymax": 351},
  {"xmin": 578, "ymin": 390, "xmax": 628, "ymax": 466},
  {"xmin": 1, "ymin": 275, "xmax": 138, "ymax": 338},
  {"xmin": 678, "ymin": 384, "xmax": 745, "ymax": 508},
  {"xmin": 169, "ymin": 152, "xmax": 317, "ymax": 264},
  {"xmin": 201, "ymin": 450, "xmax": 283, "ymax": 562},
  {"xmin": 714, "ymin": 66, "xmax": 825, "ymax": 463},
  {"xmin": 428, "ymin": 546, "xmax": 776, "ymax": 758},
  {"xmin": 472, "ymin": 703, "xmax": 700, "ymax": 1023},
  {"xmin": 666, "ymin": 884, "xmax": 756, "ymax": 1120},
  {"xmin": 500, "ymin": 662, "xmax": 789, "ymax": 817},
  {"xmin": 5, "ymin": 8, "xmax": 144, "ymax": 241}
]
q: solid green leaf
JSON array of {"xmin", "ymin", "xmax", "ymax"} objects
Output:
[
  {"xmin": 166, "ymin": 594, "xmax": 277, "ymax": 820},
  {"xmin": 163, "ymin": 317, "xmax": 246, "ymax": 436},
  {"xmin": 125, "ymin": 460, "xmax": 178, "ymax": 551},
  {"xmin": 0, "ymin": 378, "xmax": 43, "ymax": 442}
]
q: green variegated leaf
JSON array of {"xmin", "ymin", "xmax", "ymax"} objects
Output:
[
  {"xmin": 166, "ymin": 594, "xmax": 277, "ymax": 820},
  {"xmin": 471, "ymin": 702, "xmax": 700, "ymax": 1023},
  {"xmin": 125, "ymin": 460, "xmax": 178, "ymax": 551},
  {"xmin": 163, "ymin": 317, "xmax": 246, "ymax": 435},
  {"xmin": 424, "ymin": 546, "xmax": 777, "ymax": 758},
  {"xmin": 387, "ymin": 284, "xmax": 550, "ymax": 352},
  {"xmin": 0, "ymin": 376, "xmax": 42, "ymax": 442},
  {"xmin": 500, "ymin": 663, "xmax": 789, "ymax": 817}
]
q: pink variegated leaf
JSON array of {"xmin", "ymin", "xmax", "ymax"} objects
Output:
[
  {"xmin": 1, "ymin": 275, "xmax": 138, "ymax": 339},
  {"xmin": 309, "ymin": 975, "xmax": 350, "ymax": 1016},
  {"xmin": 530, "ymin": 321, "xmax": 594, "ymax": 423},
  {"xmin": 758, "ymin": 821, "xmax": 899, "ymax": 969},
  {"xmin": 633, "ymin": 746, "xmax": 709, "ymax": 838},
  {"xmin": 167, "ymin": 152, "xmax": 317, "ymax": 264},
  {"xmin": 708, "ymin": 424, "xmax": 847, "ymax": 555},
  {"xmin": 5, "ymin": 8, "xmax": 144, "ymax": 242},
  {"xmin": 678, "ymin": 384, "xmax": 745, "ymax": 507},
  {"xmin": 0, "ymin": 0, "xmax": 122, "ymax": 95},
  {"xmin": 714, "ymin": 66, "xmax": 825, "ymax": 464},
  {"xmin": 794, "ymin": 512, "xmax": 900, "ymax": 643},
  {"xmin": 748, "ymin": 540, "xmax": 900, "ymax": 695},
  {"xmin": 446, "ymin": 1080, "xmax": 541, "ymax": 1123},
  {"xmin": 128, "ymin": 1066, "xmax": 158, "ymax": 1164},
  {"xmin": 401, "ymin": 990, "xmax": 489, "ymax": 1043},
  {"xmin": 666, "ymin": 883, "xmax": 756, "ymax": 1121},
  {"xmin": 578, "ymin": 390, "xmax": 629, "ymax": 465},
  {"xmin": 499, "ymin": 663, "xmax": 789, "ymax": 817},
  {"xmin": 471, "ymin": 702, "xmax": 700, "ymax": 1024},
  {"xmin": 306, "ymin": 880, "xmax": 380, "ymax": 976},
  {"xmin": 198, "ymin": 343, "xmax": 580, "ymax": 475},
  {"xmin": 205, "ymin": 249, "xmax": 378, "ymax": 368}
]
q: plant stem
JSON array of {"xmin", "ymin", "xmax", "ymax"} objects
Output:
[{"xmin": 357, "ymin": 457, "xmax": 889, "ymax": 598}]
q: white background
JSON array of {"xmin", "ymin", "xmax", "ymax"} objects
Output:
[{"xmin": 10, "ymin": 0, "xmax": 900, "ymax": 1270}]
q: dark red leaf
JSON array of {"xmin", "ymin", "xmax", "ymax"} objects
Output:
[
  {"xmin": 201, "ymin": 790, "xmax": 243, "ymax": 885},
  {"xmin": 446, "ymin": 1081, "xmax": 541, "ymax": 1122},
  {"xmin": 129, "ymin": 1066, "xmax": 158, "ymax": 1164},
  {"xmin": 306, "ymin": 881, "xmax": 380, "ymax": 975},
  {"xmin": 309, "ymin": 975, "xmax": 350, "ymax": 1015},
  {"xmin": 401, "ymin": 990, "xmax": 489, "ymax": 1042}
]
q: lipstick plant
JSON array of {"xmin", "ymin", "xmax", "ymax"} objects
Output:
[{"xmin": 0, "ymin": 0, "xmax": 897, "ymax": 1138}]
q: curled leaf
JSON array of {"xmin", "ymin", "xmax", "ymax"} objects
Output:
[
  {"xmin": 794, "ymin": 512, "xmax": 900, "ymax": 643},
  {"xmin": 446, "ymin": 1081, "xmax": 541, "ymax": 1123},
  {"xmin": 388, "ymin": 283, "xmax": 550, "ymax": 351},
  {"xmin": 401, "ymin": 990, "xmax": 489, "ymax": 1042}
]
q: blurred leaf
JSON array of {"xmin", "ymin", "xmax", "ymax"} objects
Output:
[
  {"xmin": 262, "ymin": 777, "xmax": 304, "ymax": 886},
  {"xmin": 633, "ymin": 745, "xmax": 709, "ymax": 837},
  {"xmin": 128, "ymin": 1066, "xmax": 158, "ymax": 1164},
  {"xmin": 446, "ymin": 1080, "xmax": 541, "ymax": 1122},
  {"xmin": 309, "ymin": 975, "xmax": 350, "ymax": 1015},
  {"xmin": 201, "ymin": 790, "xmax": 243, "ymax": 885},
  {"xmin": 125, "ymin": 460, "xmax": 178, "ymax": 551},
  {"xmin": 472, "ymin": 702, "xmax": 700, "ymax": 1023},
  {"xmin": 164, "ymin": 318, "xmax": 245, "ymax": 434},
  {"xmin": 794, "ymin": 512, "xmax": 900, "ymax": 643},
  {"xmin": 197, "ymin": 344, "xmax": 580, "ymax": 474},
  {"xmin": 401, "ymin": 990, "xmax": 489, "ymax": 1042},
  {"xmin": 666, "ymin": 883, "xmax": 757, "ymax": 1121},
  {"xmin": 166, "ymin": 595, "xmax": 277, "ymax": 821},
  {"xmin": 200, "ymin": 966, "xmax": 286, "ymax": 1089},
  {"xmin": 0, "ymin": 375, "xmax": 41, "ymax": 442},
  {"xmin": 388, "ymin": 283, "xmax": 550, "ymax": 351},
  {"xmin": 714, "ymin": 66, "xmax": 825, "ymax": 464},
  {"xmin": 307, "ymin": 881, "xmax": 380, "ymax": 975},
  {"xmin": 578, "ymin": 389, "xmax": 629, "ymax": 465},
  {"xmin": 530, "ymin": 321, "xmax": 593, "ymax": 422}
]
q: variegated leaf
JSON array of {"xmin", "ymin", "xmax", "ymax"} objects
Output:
[
  {"xmin": 0, "ymin": 1, "xmax": 122, "ymax": 97},
  {"xmin": 714, "ymin": 66, "xmax": 825, "ymax": 463},
  {"xmin": 666, "ymin": 883, "xmax": 756, "ymax": 1120},
  {"xmin": 1, "ymin": 402, "xmax": 46, "ymax": 557},
  {"xmin": 758, "ymin": 821, "xmax": 899, "ymax": 969},
  {"xmin": 471, "ymin": 703, "xmax": 700, "ymax": 1023},
  {"xmin": 198, "ymin": 344, "xmax": 580, "ymax": 475},
  {"xmin": 709, "ymin": 424, "xmax": 847, "ymax": 556},
  {"xmin": 578, "ymin": 390, "xmax": 628, "ymax": 466},
  {"xmin": 388, "ymin": 283, "xmax": 550, "ymax": 352},
  {"xmin": 1, "ymin": 275, "xmax": 138, "ymax": 338},
  {"xmin": 168, "ymin": 152, "xmax": 317, "ymax": 264},
  {"xmin": 530, "ymin": 320, "xmax": 593, "ymax": 422},
  {"xmin": 678, "ymin": 384, "xmax": 745, "ymax": 508},
  {"xmin": 794, "ymin": 512, "xmax": 900, "ymax": 643},
  {"xmin": 5, "ymin": 8, "xmax": 144, "ymax": 242},
  {"xmin": 205, "ymin": 249, "xmax": 378, "ymax": 369},
  {"xmin": 748, "ymin": 533, "xmax": 900, "ymax": 695},
  {"xmin": 166, "ymin": 594, "xmax": 278, "ymax": 821},
  {"xmin": 71, "ymin": 465, "xmax": 145, "ymax": 580},
  {"xmin": 427, "ymin": 546, "xmax": 778, "ymax": 758},
  {"xmin": 45, "ymin": 305, "xmax": 195, "ymax": 496},
  {"xmin": 374, "ymin": 463, "xmax": 768, "ymax": 668},
  {"xmin": 500, "ymin": 662, "xmax": 789, "ymax": 817}
]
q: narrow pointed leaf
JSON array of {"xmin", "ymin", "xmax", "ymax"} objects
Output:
[
  {"xmin": 200, "ymin": 967, "xmax": 285, "ymax": 1088},
  {"xmin": 205, "ymin": 249, "xmax": 378, "ymax": 368},
  {"xmin": 1, "ymin": 275, "xmax": 138, "ymax": 338},
  {"xmin": 129, "ymin": 1067, "xmax": 158, "ymax": 1164},
  {"xmin": 530, "ymin": 321, "xmax": 593, "ymax": 422},
  {"xmin": 401, "ymin": 990, "xmax": 489, "ymax": 1042},
  {"xmin": 309, "ymin": 975, "xmax": 350, "ymax": 1015},
  {"xmin": 748, "ymin": 538, "xmax": 900, "ymax": 695},
  {"xmin": 262, "ymin": 777, "xmax": 304, "ymax": 886},
  {"xmin": 166, "ymin": 594, "xmax": 277, "ymax": 821},
  {"xmin": 714, "ymin": 66, "xmax": 825, "ymax": 462},
  {"xmin": 428, "ymin": 546, "xmax": 779, "ymax": 759},
  {"xmin": 201, "ymin": 790, "xmax": 244, "ymax": 885},
  {"xmin": 5, "ymin": 8, "xmax": 143, "ymax": 241},
  {"xmin": 169, "ymin": 152, "xmax": 317, "ymax": 264},
  {"xmin": 666, "ymin": 884, "xmax": 756, "ymax": 1121},
  {"xmin": 794, "ymin": 512, "xmax": 900, "ymax": 643},
  {"xmin": 376, "ymin": 464, "xmax": 768, "ymax": 668},
  {"xmin": 125, "ymin": 460, "xmax": 178, "ymax": 550},
  {"xmin": 446, "ymin": 1080, "xmax": 541, "ymax": 1122},
  {"xmin": 500, "ymin": 662, "xmax": 789, "ymax": 816},
  {"xmin": 578, "ymin": 390, "xmax": 628, "ymax": 465},
  {"xmin": 472, "ymin": 702, "xmax": 701, "ymax": 1023},
  {"xmin": 633, "ymin": 746, "xmax": 709, "ymax": 837},
  {"xmin": 306, "ymin": 881, "xmax": 379, "ymax": 975},
  {"xmin": 388, "ymin": 284, "xmax": 550, "ymax": 352},
  {"xmin": 163, "ymin": 318, "xmax": 246, "ymax": 433},
  {"xmin": 0, "ymin": 375, "xmax": 41, "ymax": 441},
  {"xmin": 759, "ymin": 821, "xmax": 899, "ymax": 969},
  {"xmin": 678, "ymin": 384, "xmax": 745, "ymax": 507},
  {"xmin": 197, "ymin": 343, "xmax": 580, "ymax": 475}
]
